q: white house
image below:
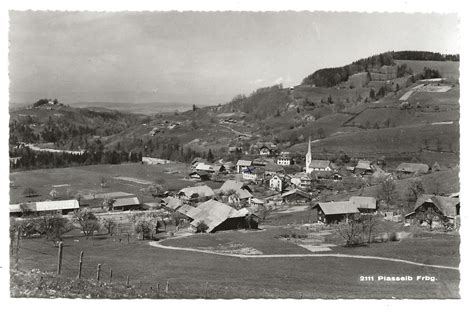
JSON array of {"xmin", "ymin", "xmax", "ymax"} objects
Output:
[
  {"xmin": 269, "ymin": 175, "xmax": 284, "ymax": 192},
  {"xmin": 276, "ymin": 153, "xmax": 292, "ymax": 166},
  {"xmin": 236, "ymin": 159, "xmax": 252, "ymax": 173}
]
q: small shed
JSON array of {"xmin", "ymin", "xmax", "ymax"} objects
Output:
[{"xmin": 112, "ymin": 197, "xmax": 141, "ymax": 211}]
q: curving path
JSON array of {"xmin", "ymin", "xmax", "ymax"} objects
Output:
[{"xmin": 149, "ymin": 240, "xmax": 459, "ymax": 271}]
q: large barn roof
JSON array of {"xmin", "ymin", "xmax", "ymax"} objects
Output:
[
  {"xmin": 219, "ymin": 180, "xmax": 253, "ymax": 199},
  {"xmin": 281, "ymin": 189, "xmax": 311, "ymax": 199},
  {"xmin": 177, "ymin": 204, "xmax": 202, "ymax": 220},
  {"xmin": 414, "ymin": 194, "xmax": 459, "ymax": 218},
  {"xmin": 316, "ymin": 201, "xmax": 359, "ymax": 215},
  {"xmin": 191, "ymin": 200, "xmax": 247, "ymax": 232},
  {"xmin": 179, "ymin": 185, "xmax": 215, "ymax": 198},
  {"xmin": 10, "ymin": 199, "xmax": 80, "ymax": 213},
  {"xmin": 113, "ymin": 197, "xmax": 140, "ymax": 208}
]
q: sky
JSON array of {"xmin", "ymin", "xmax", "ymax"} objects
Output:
[{"xmin": 9, "ymin": 11, "xmax": 459, "ymax": 105}]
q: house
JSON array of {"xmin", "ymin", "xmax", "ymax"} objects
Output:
[
  {"xmin": 112, "ymin": 197, "xmax": 141, "ymax": 211},
  {"xmin": 396, "ymin": 163, "xmax": 429, "ymax": 178},
  {"xmin": 350, "ymin": 196, "xmax": 377, "ymax": 214},
  {"xmin": 190, "ymin": 157, "xmax": 207, "ymax": 169},
  {"xmin": 281, "ymin": 189, "xmax": 311, "ymax": 204},
  {"xmin": 269, "ymin": 175, "xmax": 286, "ymax": 192},
  {"xmin": 161, "ymin": 196, "xmax": 183, "ymax": 211},
  {"xmin": 313, "ymin": 201, "xmax": 360, "ymax": 224},
  {"xmin": 190, "ymin": 200, "xmax": 259, "ymax": 233},
  {"xmin": 195, "ymin": 163, "xmax": 214, "ymax": 172},
  {"xmin": 9, "ymin": 199, "xmax": 80, "ymax": 217},
  {"xmin": 228, "ymin": 146, "xmax": 242, "ymax": 154},
  {"xmin": 264, "ymin": 163, "xmax": 285, "ymax": 176},
  {"xmin": 252, "ymin": 158, "xmax": 272, "ymax": 167},
  {"xmin": 242, "ymin": 166, "xmax": 265, "ymax": 181},
  {"xmin": 249, "ymin": 198, "xmax": 265, "ymax": 208},
  {"xmin": 276, "ymin": 153, "xmax": 292, "ymax": 166},
  {"xmin": 290, "ymin": 173, "xmax": 313, "ymax": 190},
  {"xmin": 178, "ymin": 185, "xmax": 215, "ymax": 202},
  {"xmin": 236, "ymin": 159, "xmax": 252, "ymax": 173},
  {"xmin": 219, "ymin": 180, "xmax": 253, "ymax": 202},
  {"xmin": 354, "ymin": 160, "xmax": 373, "ymax": 175},
  {"xmin": 258, "ymin": 143, "xmax": 277, "ymax": 156},
  {"xmin": 405, "ymin": 194, "xmax": 460, "ymax": 229},
  {"xmin": 189, "ymin": 171, "xmax": 211, "ymax": 181},
  {"xmin": 223, "ymin": 161, "xmax": 236, "ymax": 173}
]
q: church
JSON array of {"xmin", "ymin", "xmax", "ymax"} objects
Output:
[{"xmin": 305, "ymin": 137, "xmax": 333, "ymax": 174}]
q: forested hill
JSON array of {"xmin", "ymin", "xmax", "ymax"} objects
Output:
[{"xmin": 302, "ymin": 51, "xmax": 459, "ymax": 87}]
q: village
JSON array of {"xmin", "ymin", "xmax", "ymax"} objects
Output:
[{"xmin": 9, "ymin": 136, "xmax": 460, "ymax": 244}]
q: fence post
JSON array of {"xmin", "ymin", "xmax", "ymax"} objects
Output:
[
  {"xmin": 165, "ymin": 280, "xmax": 169, "ymax": 294},
  {"xmin": 57, "ymin": 242, "xmax": 63, "ymax": 275},
  {"xmin": 77, "ymin": 250, "xmax": 84, "ymax": 279},
  {"xmin": 127, "ymin": 233, "xmax": 130, "ymax": 244},
  {"xmin": 126, "ymin": 275, "xmax": 130, "ymax": 287},
  {"xmin": 156, "ymin": 283, "xmax": 160, "ymax": 297},
  {"xmin": 204, "ymin": 281, "xmax": 208, "ymax": 299},
  {"xmin": 15, "ymin": 229, "xmax": 21, "ymax": 268},
  {"xmin": 109, "ymin": 269, "xmax": 113, "ymax": 283},
  {"xmin": 96, "ymin": 264, "xmax": 101, "ymax": 282}
]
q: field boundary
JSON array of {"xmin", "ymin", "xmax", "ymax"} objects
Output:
[{"xmin": 149, "ymin": 240, "xmax": 459, "ymax": 271}]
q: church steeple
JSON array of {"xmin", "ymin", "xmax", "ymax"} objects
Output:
[{"xmin": 305, "ymin": 136, "xmax": 312, "ymax": 173}]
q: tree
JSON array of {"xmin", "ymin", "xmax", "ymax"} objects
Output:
[
  {"xmin": 37, "ymin": 214, "xmax": 74, "ymax": 246},
  {"xmin": 101, "ymin": 218, "xmax": 117, "ymax": 236},
  {"xmin": 327, "ymin": 95, "xmax": 333, "ymax": 104},
  {"xmin": 369, "ymin": 88, "xmax": 376, "ymax": 100},
  {"xmin": 406, "ymin": 179, "xmax": 425, "ymax": 205},
  {"xmin": 195, "ymin": 221, "xmax": 209, "ymax": 233},
  {"xmin": 361, "ymin": 215, "xmax": 378, "ymax": 243},
  {"xmin": 102, "ymin": 198, "xmax": 116, "ymax": 211},
  {"xmin": 130, "ymin": 212, "xmax": 162, "ymax": 240},
  {"xmin": 337, "ymin": 219, "xmax": 364, "ymax": 246},
  {"xmin": 192, "ymin": 104, "xmax": 198, "ymax": 112},
  {"xmin": 49, "ymin": 188, "xmax": 58, "ymax": 199},
  {"xmin": 378, "ymin": 177, "xmax": 397, "ymax": 210},
  {"xmin": 207, "ymin": 149, "xmax": 214, "ymax": 162},
  {"xmin": 73, "ymin": 209, "xmax": 101, "ymax": 238}
]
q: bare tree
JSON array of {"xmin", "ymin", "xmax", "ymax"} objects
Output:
[
  {"xmin": 378, "ymin": 177, "xmax": 397, "ymax": 210},
  {"xmin": 406, "ymin": 178, "xmax": 425, "ymax": 205},
  {"xmin": 73, "ymin": 209, "xmax": 101, "ymax": 238},
  {"xmin": 337, "ymin": 219, "xmax": 364, "ymax": 246},
  {"xmin": 361, "ymin": 215, "xmax": 378, "ymax": 243},
  {"xmin": 36, "ymin": 214, "xmax": 74, "ymax": 246},
  {"xmin": 101, "ymin": 217, "xmax": 117, "ymax": 236}
]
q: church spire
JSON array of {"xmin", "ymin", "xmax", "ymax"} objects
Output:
[{"xmin": 305, "ymin": 136, "xmax": 312, "ymax": 173}]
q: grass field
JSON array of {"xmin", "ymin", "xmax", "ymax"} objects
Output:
[
  {"xmin": 10, "ymin": 162, "xmax": 195, "ymax": 204},
  {"xmin": 395, "ymin": 60, "xmax": 460, "ymax": 79},
  {"xmin": 12, "ymin": 231, "xmax": 459, "ymax": 298}
]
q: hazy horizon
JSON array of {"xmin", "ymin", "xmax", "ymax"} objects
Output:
[{"xmin": 9, "ymin": 11, "xmax": 459, "ymax": 106}]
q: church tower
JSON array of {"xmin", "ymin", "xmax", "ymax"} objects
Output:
[{"xmin": 305, "ymin": 136, "xmax": 312, "ymax": 173}]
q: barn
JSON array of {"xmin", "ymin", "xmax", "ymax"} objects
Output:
[
  {"xmin": 350, "ymin": 196, "xmax": 377, "ymax": 214},
  {"xmin": 112, "ymin": 197, "xmax": 141, "ymax": 211},
  {"xmin": 281, "ymin": 189, "xmax": 311, "ymax": 204},
  {"xmin": 406, "ymin": 194, "xmax": 460, "ymax": 229},
  {"xmin": 9, "ymin": 199, "xmax": 80, "ymax": 217},
  {"xmin": 190, "ymin": 200, "xmax": 259, "ymax": 233},
  {"xmin": 313, "ymin": 201, "xmax": 360, "ymax": 224}
]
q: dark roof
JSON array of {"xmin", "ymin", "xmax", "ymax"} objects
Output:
[
  {"xmin": 113, "ymin": 197, "xmax": 141, "ymax": 208},
  {"xmin": 414, "ymin": 194, "xmax": 459, "ymax": 218},
  {"xmin": 350, "ymin": 196, "xmax": 377, "ymax": 210},
  {"xmin": 309, "ymin": 160, "xmax": 331, "ymax": 169}
]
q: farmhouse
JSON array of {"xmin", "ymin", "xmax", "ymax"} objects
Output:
[
  {"xmin": 236, "ymin": 159, "xmax": 252, "ymax": 173},
  {"xmin": 276, "ymin": 153, "xmax": 292, "ymax": 166},
  {"xmin": 9, "ymin": 199, "xmax": 80, "ymax": 217},
  {"xmin": 112, "ymin": 197, "xmax": 141, "ymax": 211},
  {"xmin": 396, "ymin": 162, "xmax": 429, "ymax": 178},
  {"xmin": 350, "ymin": 196, "xmax": 377, "ymax": 214},
  {"xmin": 178, "ymin": 185, "xmax": 215, "ymax": 202},
  {"xmin": 354, "ymin": 160, "xmax": 373, "ymax": 175},
  {"xmin": 219, "ymin": 180, "xmax": 253, "ymax": 201},
  {"xmin": 313, "ymin": 201, "xmax": 360, "ymax": 224},
  {"xmin": 281, "ymin": 189, "xmax": 311, "ymax": 204},
  {"xmin": 161, "ymin": 196, "xmax": 183, "ymax": 211},
  {"xmin": 189, "ymin": 170, "xmax": 210, "ymax": 181},
  {"xmin": 190, "ymin": 200, "xmax": 259, "ymax": 233},
  {"xmin": 258, "ymin": 143, "xmax": 277, "ymax": 156},
  {"xmin": 406, "ymin": 194, "xmax": 460, "ymax": 229}
]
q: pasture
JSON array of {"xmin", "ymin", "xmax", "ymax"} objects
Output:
[
  {"xmin": 395, "ymin": 60, "xmax": 460, "ymax": 79},
  {"xmin": 12, "ymin": 229, "xmax": 459, "ymax": 298},
  {"xmin": 10, "ymin": 162, "xmax": 194, "ymax": 204}
]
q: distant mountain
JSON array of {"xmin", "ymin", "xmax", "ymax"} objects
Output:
[{"xmin": 69, "ymin": 101, "xmax": 193, "ymax": 115}]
